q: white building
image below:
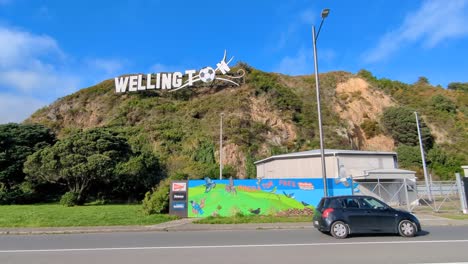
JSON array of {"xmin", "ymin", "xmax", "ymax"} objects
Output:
[{"xmin": 254, "ymin": 149, "xmax": 418, "ymax": 206}]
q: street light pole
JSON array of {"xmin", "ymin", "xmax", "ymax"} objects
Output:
[
  {"xmin": 219, "ymin": 113, "xmax": 224, "ymax": 180},
  {"xmin": 414, "ymin": 111, "xmax": 432, "ymax": 201},
  {"xmin": 312, "ymin": 8, "xmax": 330, "ymax": 197}
]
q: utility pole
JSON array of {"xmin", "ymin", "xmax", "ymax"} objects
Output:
[
  {"xmin": 219, "ymin": 113, "xmax": 224, "ymax": 180},
  {"xmin": 312, "ymin": 8, "xmax": 330, "ymax": 197},
  {"xmin": 414, "ymin": 112, "xmax": 432, "ymax": 201}
]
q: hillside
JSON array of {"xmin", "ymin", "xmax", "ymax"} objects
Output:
[{"xmin": 25, "ymin": 65, "xmax": 468, "ymax": 180}]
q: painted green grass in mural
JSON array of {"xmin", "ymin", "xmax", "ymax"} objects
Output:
[
  {"xmin": 194, "ymin": 215, "xmax": 312, "ymax": 224},
  {"xmin": 189, "ymin": 184, "xmax": 313, "ymax": 217},
  {"xmin": 0, "ymin": 204, "xmax": 178, "ymax": 228}
]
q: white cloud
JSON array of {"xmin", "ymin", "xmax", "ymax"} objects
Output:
[
  {"xmin": 0, "ymin": 94, "xmax": 47, "ymax": 124},
  {"xmin": 0, "ymin": 27, "xmax": 63, "ymax": 68},
  {"xmin": 275, "ymin": 49, "xmax": 310, "ymax": 75},
  {"xmin": 364, "ymin": 0, "xmax": 468, "ymax": 63},
  {"xmin": 273, "ymin": 8, "xmax": 319, "ymax": 51},
  {"xmin": 0, "ymin": 69, "xmax": 80, "ymax": 94},
  {"xmin": 86, "ymin": 58, "xmax": 125, "ymax": 76},
  {"xmin": 0, "ymin": 25, "xmax": 124, "ymax": 123},
  {"xmin": 274, "ymin": 48, "xmax": 335, "ymax": 76}
]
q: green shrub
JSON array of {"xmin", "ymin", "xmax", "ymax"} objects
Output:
[
  {"xmin": 235, "ymin": 211, "xmax": 245, "ymax": 217},
  {"xmin": 142, "ymin": 178, "xmax": 171, "ymax": 215},
  {"xmin": 431, "ymin": 95, "xmax": 456, "ymax": 113},
  {"xmin": 60, "ymin": 192, "xmax": 79, "ymax": 207},
  {"xmin": 361, "ymin": 119, "xmax": 381, "ymax": 139},
  {"xmin": 396, "ymin": 145, "xmax": 421, "ymax": 169}
]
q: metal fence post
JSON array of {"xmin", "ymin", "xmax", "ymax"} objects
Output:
[
  {"xmin": 404, "ymin": 178, "xmax": 411, "ymax": 212},
  {"xmin": 377, "ymin": 178, "xmax": 381, "ymax": 198},
  {"xmin": 455, "ymin": 173, "xmax": 468, "ymax": 214}
]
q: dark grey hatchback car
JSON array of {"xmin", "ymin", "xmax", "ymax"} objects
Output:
[{"xmin": 313, "ymin": 195, "xmax": 421, "ymax": 239}]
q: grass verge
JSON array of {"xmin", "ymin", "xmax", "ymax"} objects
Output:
[
  {"xmin": 194, "ymin": 215, "xmax": 312, "ymax": 224},
  {"xmin": 0, "ymin": 204, "xmax": 177, "ymax": 228},
  {"xmin": 437, "ymin": 213, "xmax": 468, "ymax": 220}
]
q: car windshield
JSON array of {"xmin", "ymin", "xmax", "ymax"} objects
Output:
[{"xmin": 361, "ymin": 197, "xmax": 388, "ymax": 209}]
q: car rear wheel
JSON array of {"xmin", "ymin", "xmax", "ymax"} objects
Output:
[
  {"xmin": 330, "ymin": 221, "xmax": 349, "ymax": 239},
  {"xmin": 398, "ymin": 220, "xmax": 417, "ymax": 237}
]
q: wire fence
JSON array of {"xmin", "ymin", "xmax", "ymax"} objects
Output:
[{"xmin": 354, "ymin": 178, "xmax": 466, "ymax": 213}]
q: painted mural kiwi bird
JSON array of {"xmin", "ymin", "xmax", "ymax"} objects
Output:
[
  {"xmin": 249, "ymin": 208, "xmax": 261, "ymax": 215},
  {"xmin": 282, "ymin": 191, "xmax": 295, "ymax": 199},
  {"xmin": 204, "ymin": 177, "xmax": 216, "ymax": 193},
  {"xmin": 190, "ymin": 198, "xmax": 205, "ymax": 215}
]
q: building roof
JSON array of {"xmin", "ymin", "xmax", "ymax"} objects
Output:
[
  {"xmin": 365, "ymin": 168, "xmax": 415, "ymax": 174},
  {"xmin": 352, "ymin": 168, "xmax": 416, "ymax": 180},
  {"xmin": 254, "ymin": 149, "xmax": 397, "ymax": 165}
]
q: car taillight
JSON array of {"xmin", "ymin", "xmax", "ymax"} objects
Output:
[{"xmin": 322, "ymin": 208, "xmax": 334, "ymax": 218}]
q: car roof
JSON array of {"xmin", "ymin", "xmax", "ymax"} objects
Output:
[{"xmin": 322, "ymin": 195, "xmax": 373, "ymax": 200}]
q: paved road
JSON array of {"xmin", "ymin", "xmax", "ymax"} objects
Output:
[{"xmin": 1, "ymin": 226, "xmax": 468, "ymax": 264}]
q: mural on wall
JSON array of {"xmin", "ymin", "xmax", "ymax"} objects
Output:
[{"xmin": 187, "ymin": 177, "xmax": 358, "ymax": 218}]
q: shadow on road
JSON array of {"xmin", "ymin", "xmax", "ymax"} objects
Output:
[
  {"xmin": 417, "ymin": 230, "xmax": 430, "ymax": 236},
  {"xmin": 347, "ymin": 230, "xmax": 430, "ymax": 239}
]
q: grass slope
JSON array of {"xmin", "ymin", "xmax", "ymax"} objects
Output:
[{"xmin": 0, "ymin": 204, "xmax": 177, "ymax": 228}]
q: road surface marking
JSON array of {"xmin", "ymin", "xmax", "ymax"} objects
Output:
[{"xmin": 1, "ymin": 239, "xmax": 468, "ymax": 253}]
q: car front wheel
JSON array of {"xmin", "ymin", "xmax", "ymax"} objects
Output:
[
  {"xmin": 398, "ymin": 220, "xmax": 417, "ymax": 237},
  {"xmin": 330, "ymin": 221, "xmax": 349, "ymax": 239}
]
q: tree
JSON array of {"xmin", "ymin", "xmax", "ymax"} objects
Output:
[
  {"xmin": 427, "ymin": 146, "xmax": 462, "ymax": 180},
  {"xmin": 0, "ymin": 123, "xmax": 56, "ymax": 204},
  {"xmin": 357, "ymin": 69, "xmax": 377, "ymax": 83},
  {"xmin": 396, "ymin": 145, "xmax": 421, "ymax": 169},
  {"xmin": 431, "ymin": 95, "xmax": 456, "ymax": 113},
  {"xmin": 382, "ymin": 107, "xmax": 433, "ymax": 150},
  {"xmin": 113, "ymin": 151, "xmax": 164, "ymax": 201},
  {"xmin": 24, "ymin": 128, "xmax": 140, "ymax": 203},
  {"xmin": 414, "ymin": 76, "xmax": 430, "ymax": 86},
  {"xmin": 447, "ymin": 82, "xmax": 468, "ymax": 92}
]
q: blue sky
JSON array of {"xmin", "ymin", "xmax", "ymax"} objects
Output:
[{"xmin": 1, "ymin": 0, "xmax": 468, "ymax": 123}]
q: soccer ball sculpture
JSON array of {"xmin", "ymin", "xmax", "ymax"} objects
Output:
[{"xmin": 199, "ymin": 67, "xmax": 216, "ymax": 83}]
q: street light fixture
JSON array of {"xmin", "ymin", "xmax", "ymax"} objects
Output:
[
  {"xmin": 321, "ymin": 8, "xmax": 330, "ymax": 18},
  {"xmin": 312, "ymin": 8, "xmax": 330, "ymax": 197}
]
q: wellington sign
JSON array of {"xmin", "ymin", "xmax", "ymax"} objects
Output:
[{"xmin": 114, "ymin": 51, "xmax": 244, "ymax": 93}]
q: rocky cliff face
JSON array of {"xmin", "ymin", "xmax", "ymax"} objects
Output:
[{"xmin": 334, "ymin": 77, "xmax": 395, "ymax": 151}]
